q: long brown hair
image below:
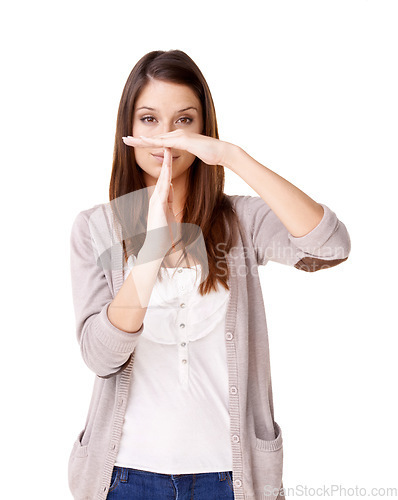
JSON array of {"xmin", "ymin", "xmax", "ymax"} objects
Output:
[{"xmin": 109, "ymin": 49, "xmax": 241, "ymax": 295}]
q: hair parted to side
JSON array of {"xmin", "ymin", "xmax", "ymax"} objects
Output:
[{"xmin": 109, "ymin": 49, "xmax": 242, "ymax": 295}]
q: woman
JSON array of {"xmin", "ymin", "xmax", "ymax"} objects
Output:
[{"xmin": 68, "ymin": 50, "xmax": 351, "ymax": 500}]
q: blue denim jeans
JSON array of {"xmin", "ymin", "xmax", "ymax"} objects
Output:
[{"xmin": 106, "ymin": 466, "xmax": 235, "ymax": 499}]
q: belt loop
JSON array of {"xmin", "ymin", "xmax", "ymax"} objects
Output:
[
  {"xmin": 120, "ymin": 467, "xmax": 129, "ymax": 482},
  {"xmin": 218, "ymin": 471, "xmax": 226, "ymax": 480}
]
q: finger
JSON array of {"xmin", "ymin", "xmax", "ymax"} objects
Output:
[
  {"xmin": 163, "ymin": 148, "xmax": 173, "ymax": 193},
  {"xmin": 156, "ymin": 150, "xmax": 167, "ymax": 191},
  {"xmin": 133, "ymin": 135, "xmax": 178, "ymax": 149},
  {"xmin": 151, "ymin": 148, "xmax": 167, "ymax": 197},
  {"xmin": 168, "ymin": 181, "xmax": 174, "ymax": 208},
  {"xmin": 122, "ymin": 136, "xmax": 135, "ymax": 146},
  {"xmin": 123, "ymin": 133, "xmax": 186, "ymax": 154},
  {"xmin": 122, "ymin": 136, "xmax": 157, "ymax": 148},
  {"xmin": 140, "ymin": 136, "xmax": 167, "ymax": 148},
  {"xmin": 157, "ymin": 148, "xmax": 172, "ymax": 200},
  {"xmin": 165, "ymin": 147, "xmax": 173, "ymax": 185},
  {"xmin": 122, "ymin": 136, "xmax": 143, "ymax": 145}
]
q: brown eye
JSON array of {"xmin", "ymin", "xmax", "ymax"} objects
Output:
[
  {"xmin": 140, "ymin": 116, "xmax": 156, "ymax": 123},
  {"xmin": 178, "ymin": 117, "xmax": 193, "ymax": 124}
]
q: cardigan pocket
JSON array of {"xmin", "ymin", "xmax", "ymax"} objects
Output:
[
  {"xmin": 253, "ymin": 421, "xmax": 284, "ymax": 499},
  {"xmin": 71, "ymin": 429, "xmax": 89, "ymax": 458},
  {"xmin": 68, "ymin": 429, "xmax": 90, "ymax": 498},
  {"xmin": 255, "ymin": 420, "xmax": 283, "ymax": 452}
]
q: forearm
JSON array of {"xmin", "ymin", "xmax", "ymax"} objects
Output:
[
  {"xmin": 107, "ymin": 241, "xmax": 165, "ymax": 333},
  {"xmin": 222, "ymin": 144, "xmax": 325, "ymax": 238}
]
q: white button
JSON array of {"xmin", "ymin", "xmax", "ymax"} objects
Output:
[
  {"xmin": 178, "ymin": 268, "xmax": 183, "ymax": 273},
  {"xmin": 180, "ymin": 303, "xmax": 186, "ymax": 308},
  {"xmin": 234, "ymin": 479, "xmax": 242, "ymax": 488},
  {"xmin": 230, "ymin": 386, "xmax": 238, "ymax": 394},
  {"xmin": 232, "ymin": 434, "xmax": 240, "ymax": 443},
  {"xmin": 226, "ymin": 332, "xmax": 233, "ymax": 340},
  {"xmin": 180, "ymin": 323, "xmax": 185, "ymax": 328},
  {"xmin": 181, "ymin": 342, "xmax": 186, "ymax": 347},
  {"xmin": 182, "ymin": 359, "xmax": 187, "ymax": 364}
]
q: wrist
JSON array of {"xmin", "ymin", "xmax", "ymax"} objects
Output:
[
  {"xmin": 220, "ymin": 142, "xmax": 242, "ymax": 170},
  {"xmin": 138, "ymin": 232, "xmax": 170, "ymax": 264}
]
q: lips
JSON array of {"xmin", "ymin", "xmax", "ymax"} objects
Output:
[{"xmin": 151, "ymin": 153, "xmax": 180, "ymax": 159}]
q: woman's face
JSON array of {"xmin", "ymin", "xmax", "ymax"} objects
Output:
[{"xmin": 132, "ymin": 79, "xmax": 204, "ymax": 186}]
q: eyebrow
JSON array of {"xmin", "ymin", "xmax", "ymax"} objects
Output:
[{"xmin": 135, "ymin": 106, "xmax": 198, "ymax": 113}]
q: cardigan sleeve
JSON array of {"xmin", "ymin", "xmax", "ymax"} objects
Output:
[
  {"xmin": 69, "ymin": 210, "xmax": 144, "ymax": 378},
  {"xmin": 231, "ymin": 195, "xmax": 351, "ymax": 271}
]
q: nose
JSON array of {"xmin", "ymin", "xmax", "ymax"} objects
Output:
[
  {"xmin": 159, "ymin": 122, "xmax": 177, "ymax": 135},
  {"xmin": 156, "ymin": 123, "xmax": 180, "ymax": 156}
]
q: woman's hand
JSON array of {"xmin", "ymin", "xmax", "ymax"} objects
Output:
[
  {"xmin": 145, "ymin": 147, "xmax": 180, "ymax": 256},
  {"xmin": 122, "ymin": 129, "xmax": 231, "ymax": 167}
]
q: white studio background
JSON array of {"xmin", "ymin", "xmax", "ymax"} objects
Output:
[{"xmin": 1, "ymin": 1, "xmax": 396, "ymax": 499}]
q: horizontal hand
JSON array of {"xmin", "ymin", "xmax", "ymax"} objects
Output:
[{"xmin": 122, "ymin": 129, "xmax": 232, "ymax": 167}]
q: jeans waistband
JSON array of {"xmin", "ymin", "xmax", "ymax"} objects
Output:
[{"xmin": 113, "ymin": 466, "xmax": 232, "ymax": 482}]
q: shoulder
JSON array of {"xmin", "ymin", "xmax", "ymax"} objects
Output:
[
  {"xmin": 73, "ymin": 202, "xmax": 108, "ymax": 223},
  {"xmin": 70, "ymin": 202, "xmax": 112, "ymax": 240}
]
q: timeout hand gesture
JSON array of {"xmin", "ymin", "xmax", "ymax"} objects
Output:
[
  {"xmin": 140, "ymin": 147, "xmax": 181, "ymax": 254},
  {"xmin": 122, "ymin": 129, "xmax": 229, "ymax": 167}
]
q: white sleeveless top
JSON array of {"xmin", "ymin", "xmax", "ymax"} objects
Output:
[{"xmin": 114, "ymin": 255, "xmax": 233, "ymax": 474}]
